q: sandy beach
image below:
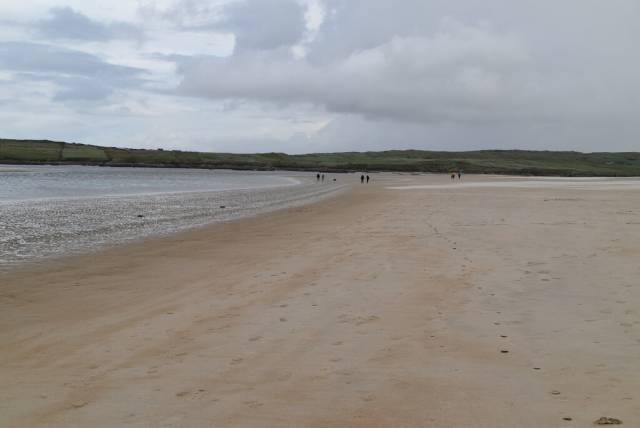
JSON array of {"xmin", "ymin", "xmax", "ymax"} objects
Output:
[{"xmin": 1, "ymin": 174, "xmax": 639, "ymax": 427}]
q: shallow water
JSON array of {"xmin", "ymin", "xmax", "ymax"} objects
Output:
[
  {"xmin": 0, "ymin": 165, "xmax": 301, "ymax": 201},
  {"xmin": 0, "ymin": 166, "xmax": 344, "ymax": 270}
]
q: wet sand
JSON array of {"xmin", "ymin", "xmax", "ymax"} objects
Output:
[{"xmin": 1, "ymin": 174, "xmax": 639, "ymax": 427}]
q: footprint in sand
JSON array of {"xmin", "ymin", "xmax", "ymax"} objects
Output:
[
  {"xmin": 594, "ymin": 417, "xmax": 623, "ymax": 425},
  {"xmin": 338, "ymin": 314, "xmax": 380, "ymax": 327},
  {"xmin": 70, "ymin": 401, "xmax": 89, "ymax": 409},
  {"xmin": 176, "ymin": 389, "xmax": 207, "ymax": 399},
  {"xmin": 276, "ymin": 372, "xmax": 293, "ymax": 381}
]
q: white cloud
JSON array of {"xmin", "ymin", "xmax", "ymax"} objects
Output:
[
  {"xmin": 0, "ymin": 0, "xmax": 639, "ymax": 153},
  {"xmin": 178, "ymin": 19, "xmax": 536, "ymax": 122}
]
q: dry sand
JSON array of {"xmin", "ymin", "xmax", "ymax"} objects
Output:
[{"xmin": 1, "ymin": 174, "xmax": 639, "ymax": 427}]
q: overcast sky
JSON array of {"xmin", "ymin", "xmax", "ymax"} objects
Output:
[{"xmin": 0, "ymin": 0, "xmax": 638, "ymax": 153}]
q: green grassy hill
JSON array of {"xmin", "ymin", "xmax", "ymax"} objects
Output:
[{"xmin": 1, "ymin": 138, "xmax": 639, "ymax": 176}]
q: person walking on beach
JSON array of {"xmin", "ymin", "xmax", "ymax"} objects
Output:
[
  {"xmin": 458, "ymin": 171, "xmax": 461, "ymax": 180},
  {"xmin": 317, "ymin": 173, "xmax": 320, "ymax": 182},
  {"xmin": 361, "ymin": 174, "xmax": 365, "ymax": 184},
  {"xmin": 366, "ymin": 175, "xmax": 370, "ymax": 183},
  {"xmin": 451, "ymin": 173, "xmax": 455, "ymax": 180}
]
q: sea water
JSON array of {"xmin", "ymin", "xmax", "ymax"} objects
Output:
[{"xmin": 0, "ymin": 165, "xmax": 344, "ymax": 270}]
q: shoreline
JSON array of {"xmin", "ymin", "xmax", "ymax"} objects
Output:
[
  {"xmin": 0, "ymin": 183, "xmax": 349, "ymax": 279},
  {"xmin": 1, "ymin": 174, "xmax": 638, "ymax": 427},
  {"xmin": 3, "ymin": 160, "xmax": 640, "ymax": 177},
  {"xmin": 0, "ymin": 171, "xmax": 346, "ymax": 273}
]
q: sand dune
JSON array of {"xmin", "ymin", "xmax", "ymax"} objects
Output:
[{"xmin": 1, "ymin": 174, "xmax": 638, "ymax": 427}]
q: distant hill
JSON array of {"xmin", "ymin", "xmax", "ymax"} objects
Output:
[{"xmin": 1, "ymin": 138, "xmax": 639, "ymax": 176}]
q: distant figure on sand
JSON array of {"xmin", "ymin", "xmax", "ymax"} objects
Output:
[
  {"xmin": 366, "ymin": 175, "xmax": 370, "ymax": 183},
  {"xmin": 317, "ymin": 173, "xmax": 320, "ymax": 182},
  {"xmin": 458, "ymin": 171, "xmax": 461, "ymax": 180},
  {"xmin": 451, "ymin": 173, "xmax": 455, "ymax": 180},
  {"xmin": 322, "ymin": 174, "xmax": 325, "ymax": 182},
  {"xmin": 361, "ymin": 175, "xmax": 365, "ymax": 184}
]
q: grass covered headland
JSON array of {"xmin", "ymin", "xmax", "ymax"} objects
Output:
[{"xmin": 1, "ymin": 138, "xmax": 639, "ymax": 176}]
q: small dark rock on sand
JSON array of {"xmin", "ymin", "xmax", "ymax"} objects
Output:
[
  {"xmin": 137, "ymin": 214, "xmax": 144, "ymax": 218},
  {"xmin": 595, "ymin": 417, "xmax": 622, "ymax": 425},
  {"xmin": 220, "ymin": 205, "xmax": 226, "ymax": 209}
]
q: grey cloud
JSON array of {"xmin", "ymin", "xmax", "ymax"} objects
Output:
[
  {"xmin": 154, "ymin": 0, "xmax": 306, "ymax": 52},
  {"xmin": 290, "ymin": 114, "xmax": 640, "ymax": 154},
  {"xmin": 0, "ymin": 42, "xmax": 145, "ymax": 101},
  {"xmin": 177, "ymin": 20, "xmax": 544, "ymax": 122},
  {"xmin": 50, "ymin": 76, "xmax": 114, "ymax": 102},
  {"xmin": 0, "ymin": 42, "xmax": 140, "ymax": 78},
  {"xmin": 146, "ymin": 0, "xmax": 222, "ymax": 29},
  {"xmin": 171, "ymin": 0, "xmax": 640, "ymax": 151},
  {"xmin": 311, "ymin": 0, "xmax": 640, "ymax": 66},
  {"xmin": 220, "ymin": 0, "xmax": 306, "ymax": 51},
  {"xmin": 3, "ymin": 0, "xmax": 639, "ymax": 153},
  {"xmin": 35, "ymin": 7, "xmax": 142, "ymax": 41}
]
